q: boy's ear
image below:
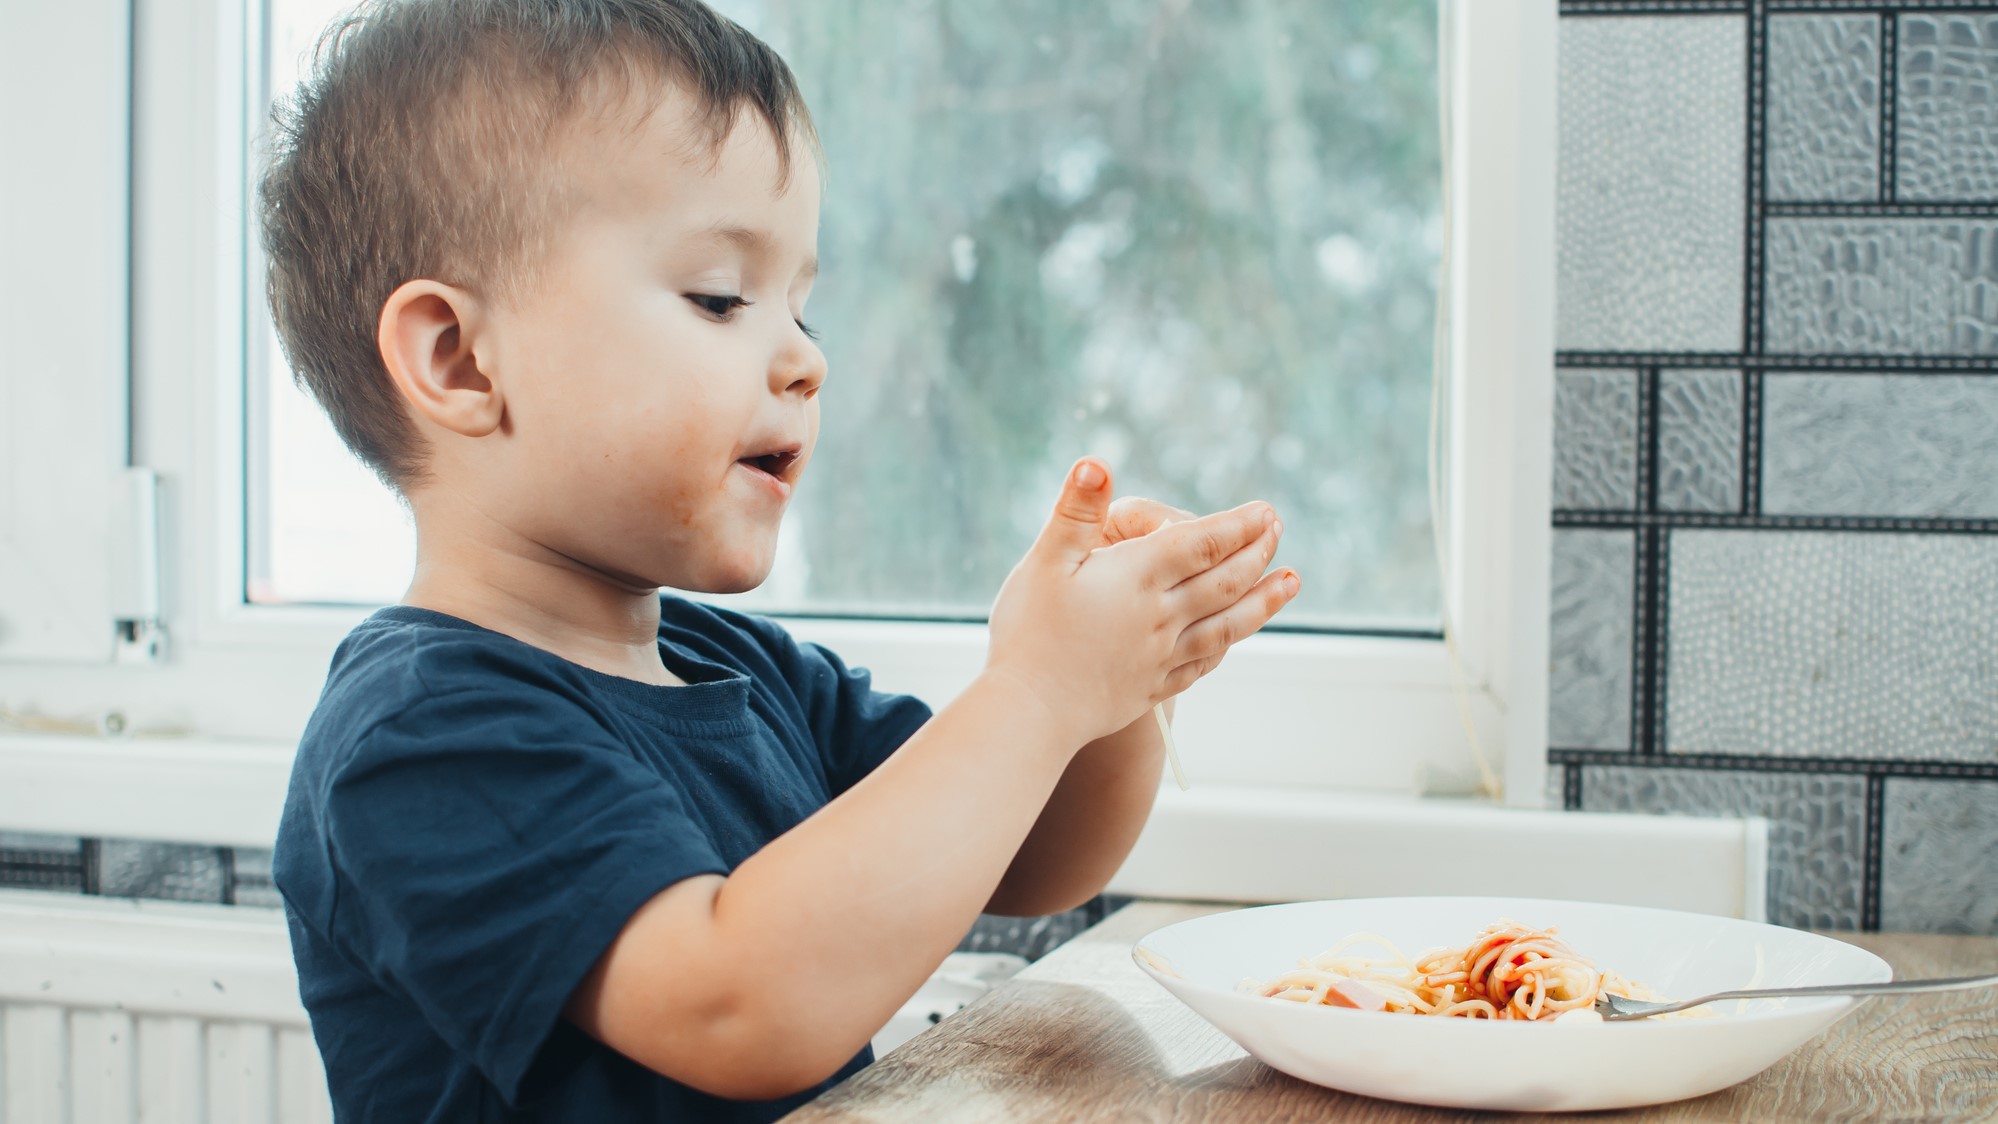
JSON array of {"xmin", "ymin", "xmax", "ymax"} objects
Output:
[{"xmin": 377, "ymin": 279, "xmax": 503, "ymax": 438}]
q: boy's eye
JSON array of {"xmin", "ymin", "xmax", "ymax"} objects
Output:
[
  {"xmin": 687, "ymin": 293, "xmax": 750, "ymax": 318},
  {"xmin": 796, "ymin": 319, "xmax": 820, "ymax": 341}
]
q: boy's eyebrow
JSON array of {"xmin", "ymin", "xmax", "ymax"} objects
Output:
[{"xmin": 693, "ymin": 222, "xmax": 819, "ymax": 281}]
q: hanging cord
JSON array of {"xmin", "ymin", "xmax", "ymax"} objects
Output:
[{"xmin": 1426, "ymin": 0, "xmax": 1502, "ymax": 800}]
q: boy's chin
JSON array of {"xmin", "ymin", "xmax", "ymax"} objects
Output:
[{"xmin": 674, "ymin": 555, "xmax": 774, "ymax": 596}]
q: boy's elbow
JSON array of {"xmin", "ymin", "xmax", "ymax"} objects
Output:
[
  {"xmin": 986, "ymin": 868, "xmax": 1107, "ymax": 918},
  {"xmin": 647, "ymin": 994, "xmax": 866, "ymax": 1101},
  {"xmin": 689, "ymin": 1046, "xmax": 853, "ymax": 1103}
]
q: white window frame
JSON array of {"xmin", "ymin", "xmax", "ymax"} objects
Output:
[
  {"xmin": 0, "ymin": 0, "xmax": 134, "ymax": 666},
  {"xmin": 2, "ymin": 0, "xmax": 1556, "ymax": 812}
]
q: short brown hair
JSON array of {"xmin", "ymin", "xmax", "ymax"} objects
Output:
[{"xmin": 258, "ymin": 0, "xmax": 816, "ymax": 490}]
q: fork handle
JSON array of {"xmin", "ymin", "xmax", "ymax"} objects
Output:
[
  {"xmin": 1706, "ymin": 972, "xmax": 1998, "ymax": 1003},
  {"xmin": 1636, "ymin": 971, "xmax": 1998, "ymax": 1016}
]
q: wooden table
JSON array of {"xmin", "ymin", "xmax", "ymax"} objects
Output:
[{"xmin": 790, "ymin": 901, "xmax": 1998, "ymax": 1122}]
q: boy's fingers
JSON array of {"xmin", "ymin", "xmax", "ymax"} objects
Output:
[
  {"xmin": 1169, "ymin": 520, "xmax": 1282, "ymax": 618},
  {"xmin": 1160, "ymin": 653, "xmax": 1224, "ymax": 699},
  {"xmin": 1171, "ymin": 568, "xmax": 1300, "ymax": 665},
  {"xmin": 1142, "ymin": 502, "xmax": 1275, "ymax": 589},
  {"xmin": 1104, "ymin": 497, "xmax": 1197, "ymax": 545},
  {"xmin": 1029, "ymin": 458, "xmax": 1114, "ymax": 568}
]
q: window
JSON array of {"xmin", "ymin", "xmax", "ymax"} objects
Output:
[
  {"xmin": 6, "ymin": 0, "xmax": 1554, "ymax": 807},
  {"xmin": 249, "ymin": 0, "xmax": 1445, "ymax": 631}
]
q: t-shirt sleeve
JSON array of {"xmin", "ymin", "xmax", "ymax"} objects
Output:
[
  {"xmin": 320, "ymin": 674, "xmax": 727, "ymax": 1106},
  {"xmin": 784, "ymin": 636, "xmax": 932, "ymax": 797}
]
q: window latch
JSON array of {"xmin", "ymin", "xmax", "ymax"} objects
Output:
[{"xmin": 110, "ymin": 467, "xmax": 164, "ymax": 664}]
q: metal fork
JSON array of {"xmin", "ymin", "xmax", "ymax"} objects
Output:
[{"xmin": 1593, "ymin": 972, "xmax": 1998, "ymax": 1021}]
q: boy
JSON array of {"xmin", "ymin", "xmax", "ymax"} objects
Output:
[{"xmin": 264, "ymin": 1, "xmax": 1298, "ymax": 1120}]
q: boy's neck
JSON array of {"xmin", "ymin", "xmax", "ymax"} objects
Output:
[{"xmin": 401, "ymin": 500, "xmax": 685, "ymax": 688}]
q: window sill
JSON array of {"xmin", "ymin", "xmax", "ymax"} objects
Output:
[{"xmin": 1110, "ymin": 784, "xmax": 1768, "ymax": 922}]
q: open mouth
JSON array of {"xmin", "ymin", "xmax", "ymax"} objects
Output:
[{"xmin": 739, "ymin": 448, "xmax": 801, "ymax": 482}]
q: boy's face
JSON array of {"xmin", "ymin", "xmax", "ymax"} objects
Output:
[{"xmin": 474, "ymin": 89, "xmax": 826, "ymax": 595}]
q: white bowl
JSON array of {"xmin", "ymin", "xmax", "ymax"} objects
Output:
[{"xmin": 1132, "ymin": 896, "xmax": 1889, "ymax": 1113}]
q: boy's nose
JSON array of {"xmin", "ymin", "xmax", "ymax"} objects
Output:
[{"xmin": 772, "ymin": 336, "xmax": 827, "ymax": 398}]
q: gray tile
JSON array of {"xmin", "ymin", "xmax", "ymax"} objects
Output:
[
  {"xmin": 1882, "ymin": 779, "xmax": 1998, "ymax": 935},
  {"xmin": 229, "ymin": 847, "xmax": 283, "ymax": 909},
  {"xmin": 0, "ymin": 833, "xmax": 84, "ymax": 893},
  {"xmin": 1545, "ymin": 762, "xmax": 1574, "ymax": 811},
  {"xmin": 97, "ymin": 840, "xmax": 227, "ymax": 903},
  {"xmin": 232, "ymin": 846, "xmax": 273, "ymax": 878},
  {"xmin": 1764, "ymin": 374, "xmax": 1998, "ymax": 518},
  {"xmin": 958, "ymin": 906, "xmax": 1096, "ymax": 961},
  {"xmin": 1764, "ymin": 220, "xmax": 1998, "ymax": 355},
  {"xmin": 232, "ymin": 881, "xmax": 285, "ymax": 910},
  {"xmin": 1667, "ymin": 531, "xmax": 1998, "ymax": 761},
  {"xmin": 1557, "ymin": 16, "xmax": 1746, "ymax": 351},
  {"xmin": 1553, "ymin": 369, "xmax": 1639, "ymax": 510},
  {"xmin": 1656, "ymin": 370, "xmax": 1742, "ymax": 514},
  {"xmin": 1549, "ymin": 530, "xmax": 1635, "ymax": 750},
  {"xmin": 1769, "ymin": 15, "xmax": 1881, "ymax": 202},
  {"xmin": 1897, "ymin": 14, "xmax": 1998, "ymax": 202},
  {"xmin": 1581, "ymin": 766, "xmax": 1867, "ymax": 930},
  {"xmin": 0, "ymin": 831, "xmax": 80, "ymax": 850}
]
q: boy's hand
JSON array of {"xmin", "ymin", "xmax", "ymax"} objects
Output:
[
  {"xmin": 1103, "ymin": 496, "xmax": 1197, "ymax": 547},
  {"xmin": 984, "ymin": 458, "xmax": 1298, "ymax": 747}
]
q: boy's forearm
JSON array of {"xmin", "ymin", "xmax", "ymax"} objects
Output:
[
  {"xmin": 983, "ymin": 702, "xmax": 1166, "ymax": 917},
  {"xmin": 683, "ymin": 670, "xmax": 1087, "ymax": 1089}
]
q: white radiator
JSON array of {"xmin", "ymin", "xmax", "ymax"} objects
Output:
[{"xmin": 0, "ymin": 890, "xmax": 330, "ymax": 1124}]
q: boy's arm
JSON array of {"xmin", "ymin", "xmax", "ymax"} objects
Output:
[
  {"xmin": 981, "ymin": 703, "xmax": 1166, "ymax": 917},
  {"xmin": 563, "ymin": 463, "xmax": 1293, "ymax": 1101}
]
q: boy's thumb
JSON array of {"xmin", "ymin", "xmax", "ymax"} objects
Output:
[{"xmin": 1032, "ymin": 458, "xmax": 1113, "ymax": 565}]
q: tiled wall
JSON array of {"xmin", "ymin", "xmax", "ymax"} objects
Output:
[
  {"xmin": 0, "ymin": 832, "xmax": 283, "ymax": 907},
  {"xmin": 1551, "ymin": 1, "xmax": 1998, "ymax": 934}
]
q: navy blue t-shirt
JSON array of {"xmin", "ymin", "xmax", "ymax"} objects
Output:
[{"xmin": 273, "ymin": 596, "xmax": 932, "ymax": 1123}]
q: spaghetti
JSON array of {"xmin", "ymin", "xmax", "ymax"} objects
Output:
[{"xmin": 1249, "ymin": 920, "xmax": 1687, "ymax": 1022}]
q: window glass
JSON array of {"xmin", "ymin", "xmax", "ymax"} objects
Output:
[
  {"xmin": 249, "ymin": 0, "xmax": 416, "ymax": 605},
  {"xmin": 249, "ymin": 0, "xmax": 1442, "ymax": 628}
]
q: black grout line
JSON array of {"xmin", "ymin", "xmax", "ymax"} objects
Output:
[
  {"xmin": 1652, "ymin": 532, "xmax": 1673, "ymax": 754},
  {"xmin": 1742, "ymin": 372, "xmax": 1764, "ymax": 515},
  {"xmin": 1767, "ymin": 201, "xmax": 1998, "ymax": 217},
  {"xmin": 220, "ymin": 846, "xmax": 238, "ymax": 907},
  {"xmin": 1631, "ymin": 361, "xmax": 1666, "ymax": 756},
  {"xmin": 1562, "ymin": 2, "xmax": 1751, "ymax": 13},
  {"xmin": 1548, "ymin": 749, "xmax": 1998, "ymax": 780},
  {"xmin": 1563, "ymin": 1, "xmax": 1998, "ymax": 11},
  {"xmin": 1862, "ymin": 775, "xmax": 1885, "ymax": 931},
  {"xmin": 1632, "ymin": 391, "xmax": 1662, "ymax": 754},
  {"xmin": 1737, "ymin": 371, "xmax": 1756, "ymax": 516},
  {"xmin": 1629, "ymin": 525, "xmax": 1654, "ymax": 755},
  {"xmin": 1564, "ymin": 764, "xmax": 1585, "ymax": 811},
  {"xmin": 1627, "ymin": 372, "xmax": 1657, "ymax": 757},
  {"xmin": 1553, "ymin": 510, "xmax": 1998, "ymax": 533},
  {"xmin": 1640, "ymin": 368, "xmax": 1662, "ymax": 514},
  {"xmin": 80, "ymin": 838, "xmax": 102, "ymax": 896},
  {"xmin": 1774, "ymin": 1, "xmax": 1998, "ymax": 8},
  {"xmin": 1881, "ymin": 14, "xmax": 1898, "ymax": 203},
  {"xmin": 1743, "ymin": 0, "xmax": 1768, "ymax": 358},
  {"xmin": 1556, "ymin": 351, "xmax": 1998, "ymax": 371}
]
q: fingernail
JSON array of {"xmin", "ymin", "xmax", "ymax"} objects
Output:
[
  {"xmin": 1075, "ymin": 461, "xmax": 1105, "ymax": 490},
  {"xmin": 1272, "ymin": 518, "xmax": 1284, "ymax": 538},
  {"xmin": 1282, "ymin": 570, "xmax": 1300, "ymax": 594},
  {"xmin": 1262, "ymin": 506, "xmax": 1276, "ymax": 529}
]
